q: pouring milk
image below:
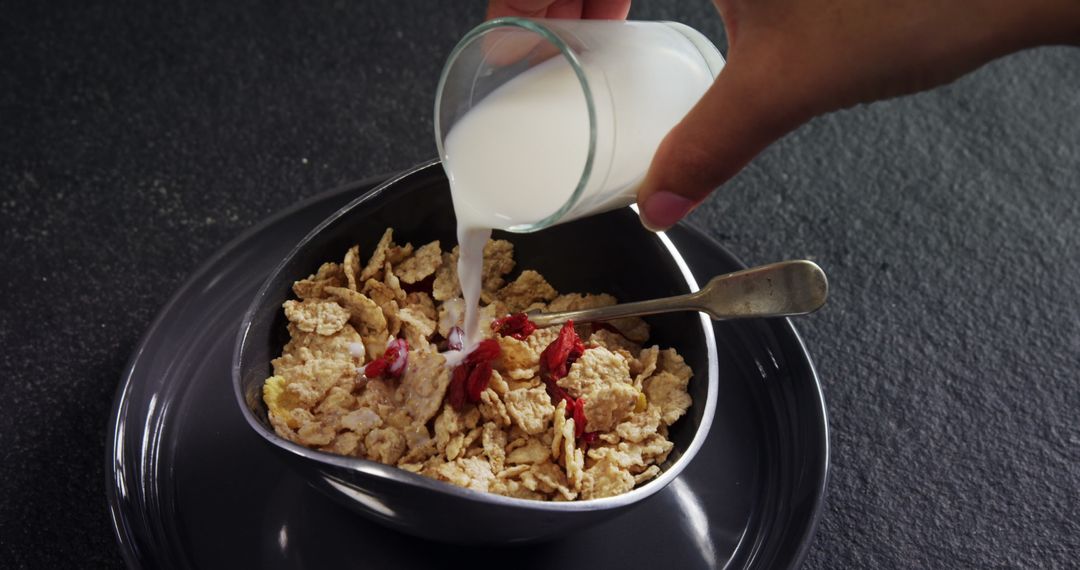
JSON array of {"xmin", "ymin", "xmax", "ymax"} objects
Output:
[{"xmin": 438, "ymin": 20, "xmax": 722, "ymax": 358}]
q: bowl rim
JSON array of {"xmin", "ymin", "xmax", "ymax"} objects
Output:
[{"xmin": 231, "ymin": 159, "xmax": 719, "ymax": 512}]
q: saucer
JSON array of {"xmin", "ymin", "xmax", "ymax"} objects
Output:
[{"xmin": 106, "ymin": 174, "xmax": 828, "ymax": 569}]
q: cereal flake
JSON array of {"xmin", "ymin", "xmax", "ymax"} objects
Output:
[{"xmin": 395, "ymin": 240, "xmax": 442, "ymax": 284}]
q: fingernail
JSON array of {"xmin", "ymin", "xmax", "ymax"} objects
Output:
[{"xmin": 640, "ymin": 192, "xmax": 696, "ymax": 232}]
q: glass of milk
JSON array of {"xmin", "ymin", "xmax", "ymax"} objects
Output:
[{"xmin": 435, "ymin": 18, "xmax": 724, "ymax": 233}]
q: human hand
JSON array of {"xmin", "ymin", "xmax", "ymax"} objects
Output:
[
  {"xmin": 635, "ymin": 0, "xmax": 1080, "ymax": 230},
  {"xmin": 485, "ymin": 0, "xmax": 1079, "ymax": 231}
]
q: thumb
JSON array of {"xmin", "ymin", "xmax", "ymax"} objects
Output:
[{"xmin": 636, "ymin": 54, "xmax": 814, "ymax": 231}]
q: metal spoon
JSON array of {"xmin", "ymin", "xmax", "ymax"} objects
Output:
[{"xmin": 527, "ymin": 260, "xmax": 828, "ymax": 326}]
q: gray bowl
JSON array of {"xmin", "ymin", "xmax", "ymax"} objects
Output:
[{"xmin": 232, "ymin": 160, "xmax": 719, "ymax": 545}]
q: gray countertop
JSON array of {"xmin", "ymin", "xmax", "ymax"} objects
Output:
[{"xmin": 1, "ymin": 0, "xmax": 1077, "ymax": 567}]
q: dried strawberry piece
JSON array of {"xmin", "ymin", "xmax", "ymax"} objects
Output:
[
  {"xmin": 364, "ymin": 358, "xmax": 389, "ymax": 379},
  {"xmin": 469, "ymin": 338, "xmax": 501, "ymax": 362},
  {"xmin": 537, "ymin": 322, "xmax": 598, "ymax": 447},
  {"xmin": 448, "ymin": 339, "xmax": 502, "ymax": 411},
  {"xmin": 559, "ymin": 395, "xmax": 594, "ymax": 447},
  {"xmin": 491, "ymin": 313, "xmax": 537, "ymax": 340},
  {"xmin": 559, "ymin": 396, "xmax": 595, "ymax": 447},
  {"xmin": 539, "ymin": 321, "xmax": 586, "ymax": 381},
  {"xmin": 545, "ymin": 382, "xmax": 573, "ymax": 408},
  {"xmin": 571, "ymin": 397, "xmax": 588, "ymax": 438},
  {"xmin": 539, "ymin": 321, "xmax": 588, "ymax": 411},
  {"xmin": 385, "ymin": 338, "xmax": 409, "ymax": 376},
  {"xmin": 465, "ymin": 359, "xmax": 493, "ymax": 402},
  {"xmin": 364, "ymin": 338, "xmax": 409, "ymax": 379},
  {"xmin": 448, "ymin": 364, "xmax": 468, "ymax": 410}
]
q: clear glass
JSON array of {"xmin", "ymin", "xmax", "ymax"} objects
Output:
[{"xmin": 435, "ymin": 18, "xmax": 725, "ymax": 233}]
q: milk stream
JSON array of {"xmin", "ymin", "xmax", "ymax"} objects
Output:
[{"xmin": 442, "ymin": 33, "xmax": 715, "ymax": 359}]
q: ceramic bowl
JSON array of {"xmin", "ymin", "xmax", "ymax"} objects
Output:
[{"xmin": 232, "ymin": 160, "xmax": 718, "ymax": 544}]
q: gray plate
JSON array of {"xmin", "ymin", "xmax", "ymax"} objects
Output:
[{"xmin": 106, "ymin": 175, "xmax": 829, "ymax": 569}]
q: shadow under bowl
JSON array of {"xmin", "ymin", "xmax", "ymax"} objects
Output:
[{"xmin": 232, "ymin": 160, "xmax": 718, "ymax": 545}]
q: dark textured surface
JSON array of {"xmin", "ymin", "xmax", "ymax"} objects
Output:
[{"xmin": 0, "ymin": 0, "xmax": 1076, "ymax": 568}]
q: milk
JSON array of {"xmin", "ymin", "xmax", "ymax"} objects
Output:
[{"xmin": 441, "ymin": 23, "xmax": 718, "ymax": 352}]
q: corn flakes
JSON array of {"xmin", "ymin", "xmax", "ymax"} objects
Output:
[
  {"xmin": 395, "ymin": 240, "xmax": 442, "ymax": 284},
  {"xmin": 282, "ymin": 298, "xmax": 350, "ymax": 336},
  {"xmin": 432, "ymin": 249, "xmax": 461, "ymax": 301},
  {"xmin": 292, "ymin": 262, "xmax": 346, "ymax": 300},
  {"xmin": 557, "ymin": 346, "xmax": 639, "ymax": 432},
  {"xmin": 323, "ymin": 286, "xmax": 389, "ymax": 359},
  {"xmin": 343, "ymin": 245, "xmax": 361, "ymax": 291},
  {"xmin": 262, "ymin": 229, "xmax": 695, "ymax": 501},
  {"xmin": 503, "ymin": 386, "xmax": 554, "ymax": 435},
  {"xmin": 359, "ymin": 228, "xmax": 395, "ymax": 282},
  {"xmin": 496, "ymin": 270, "xmax": 557, "ymax": 313}
]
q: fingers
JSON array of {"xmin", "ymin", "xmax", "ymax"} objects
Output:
[
  {"xmin": 636, "ymin": 51, "xmax": 815, "ymax": 231},
  {"xmin": 545, "ymin": 0, "xmax": 586, "ymax": 19},
  {"xmin": 486, "ymin": 0, "xmax": 629, "ymax": 20},
  {"xmin": 581, "ymin": 0, "xmax": 632, "ymax": 19},
  {"xmin": 482, "ymin": 0, "xmax": 629, "ymax": 66},
  {"xmin": 486, "ymin": 0, "xmax": 579, "ymax": 19}
]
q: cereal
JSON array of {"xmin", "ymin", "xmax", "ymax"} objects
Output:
[
  {"xmin": 527, "ymin": 462, "xmax": 577, "ymax": 501},
  {"xmin": 343, "ymin": 245, "xmax": 361, "ymax": 291},
  {"xmin": 400, "ymin": 424, "xmax": 437, "ymax": 464},
  {"xmin": 581, "ymin": 457, "xmax": 635, "ymax": 500},
  {"xmin": 551, "ymin": 399, "xmax": 567, "ymax": 460},
  {"xmin": 282, "ymin": 298, "xmax": 350, "ymax": 336},
  {"xmin": 340, "ymin": 407, "xmax": 382, "ymax": 437},
  {"xmin": 632, "ymin": 345, "xmax": 660, "ymax": 390},
  {"xmin": 365, "ymin": 427, "xmax": 406, "ymax": 464},
  {"xmin": 645, "ymin": 349, "xmax": 693, "ymax": 424},
  {"xmin": 395, "ymin": 240, "xmax": 443, "ymax": 284},
  {"xmin": 557, "ymin": 346, "xmax": 639, "ymax": 432},
  {"xmin": 292, "ymin": 262, "xmax": 346, "ymax": 300},
  {"xmin": 634, "ymin": 465, "xmax": 661, "ymax": 485},
  {"xmin": 434, "ymin": 457, "xmax": 495, "ymax": 492},
  {"xmin": 398, "ymin": 306, "xmax": 437, "ymax": 350},
  {"xmin": 298, "ymin": 419, "xmax": 336, "ymax": 447},
  {"xmin": 383, "ymin": 261, "xmax": 406, "ymax": 303},
  {"xmin": 482, "ymin": 239, "xmax": 516, "ymax": 293},
  {"xmin": 324, "ymin": 431, "xmax": 362, "ymax": 456},
  {"xmin": 495, "ymin": 335, "xmax": 539, "ymax": 380},
  {"xmin": 436, "ymin": 297, "xmax": 465, "ymax": 337},
  {"xmin": 496, "ymin": 270, "xmax": 558, "ymax": 313},
  {"xmin": 263, "ymin": 376, "xmax": 300, "ymax": 428},
  {"xmin": 359, "ymin": 229, "xmax": 395, "ymax": 282},
  {"xmin": 397, "ymin": 349, "xmax": 450, "ymax": 425},
  {"xmin": 432, "ymin": 249, "xmax": 461, "ymax": 301},
  {"xmin": 506, "ymin": 438, "xmax": 551, "ymax": 465},
  {"xmin": 614, "ymin": 405, "xmax": 663, "ymax": 443},
  {"xmin": 262, "ymin": 229, "xmax": 695, "ymax": 501},
  {"xmin": 503, "ymin": 385, "xmax": 555, "ymax": 435},
  {"xmin": 588, "ymin": 328, "xmax": 641, "ymax": 356},
  {"xmin": 548, "ymin": 293, "xmax": 650, "ymax": 343},
  {"xmin": 478, "ymin": 388, "xmax": 512, "ymax": 427},
  {"xmin": 361, "ymin": 278, "xmax": 402, "ymax": 336},
  {"xmin": 323, "ymin": 286, "xmax": 389, "ymax": 359},
  {"xmin": 482, "ymin": 422, "xmax": 508, "ymax": 472},
  {"xmin": 403, "ymin": 291, "xmax": 437, "ymax": 321}
]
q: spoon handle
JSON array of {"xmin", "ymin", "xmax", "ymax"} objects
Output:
[{"xmin": 527, "ymin": 260, "xmax": 828, "ymax": 327}]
